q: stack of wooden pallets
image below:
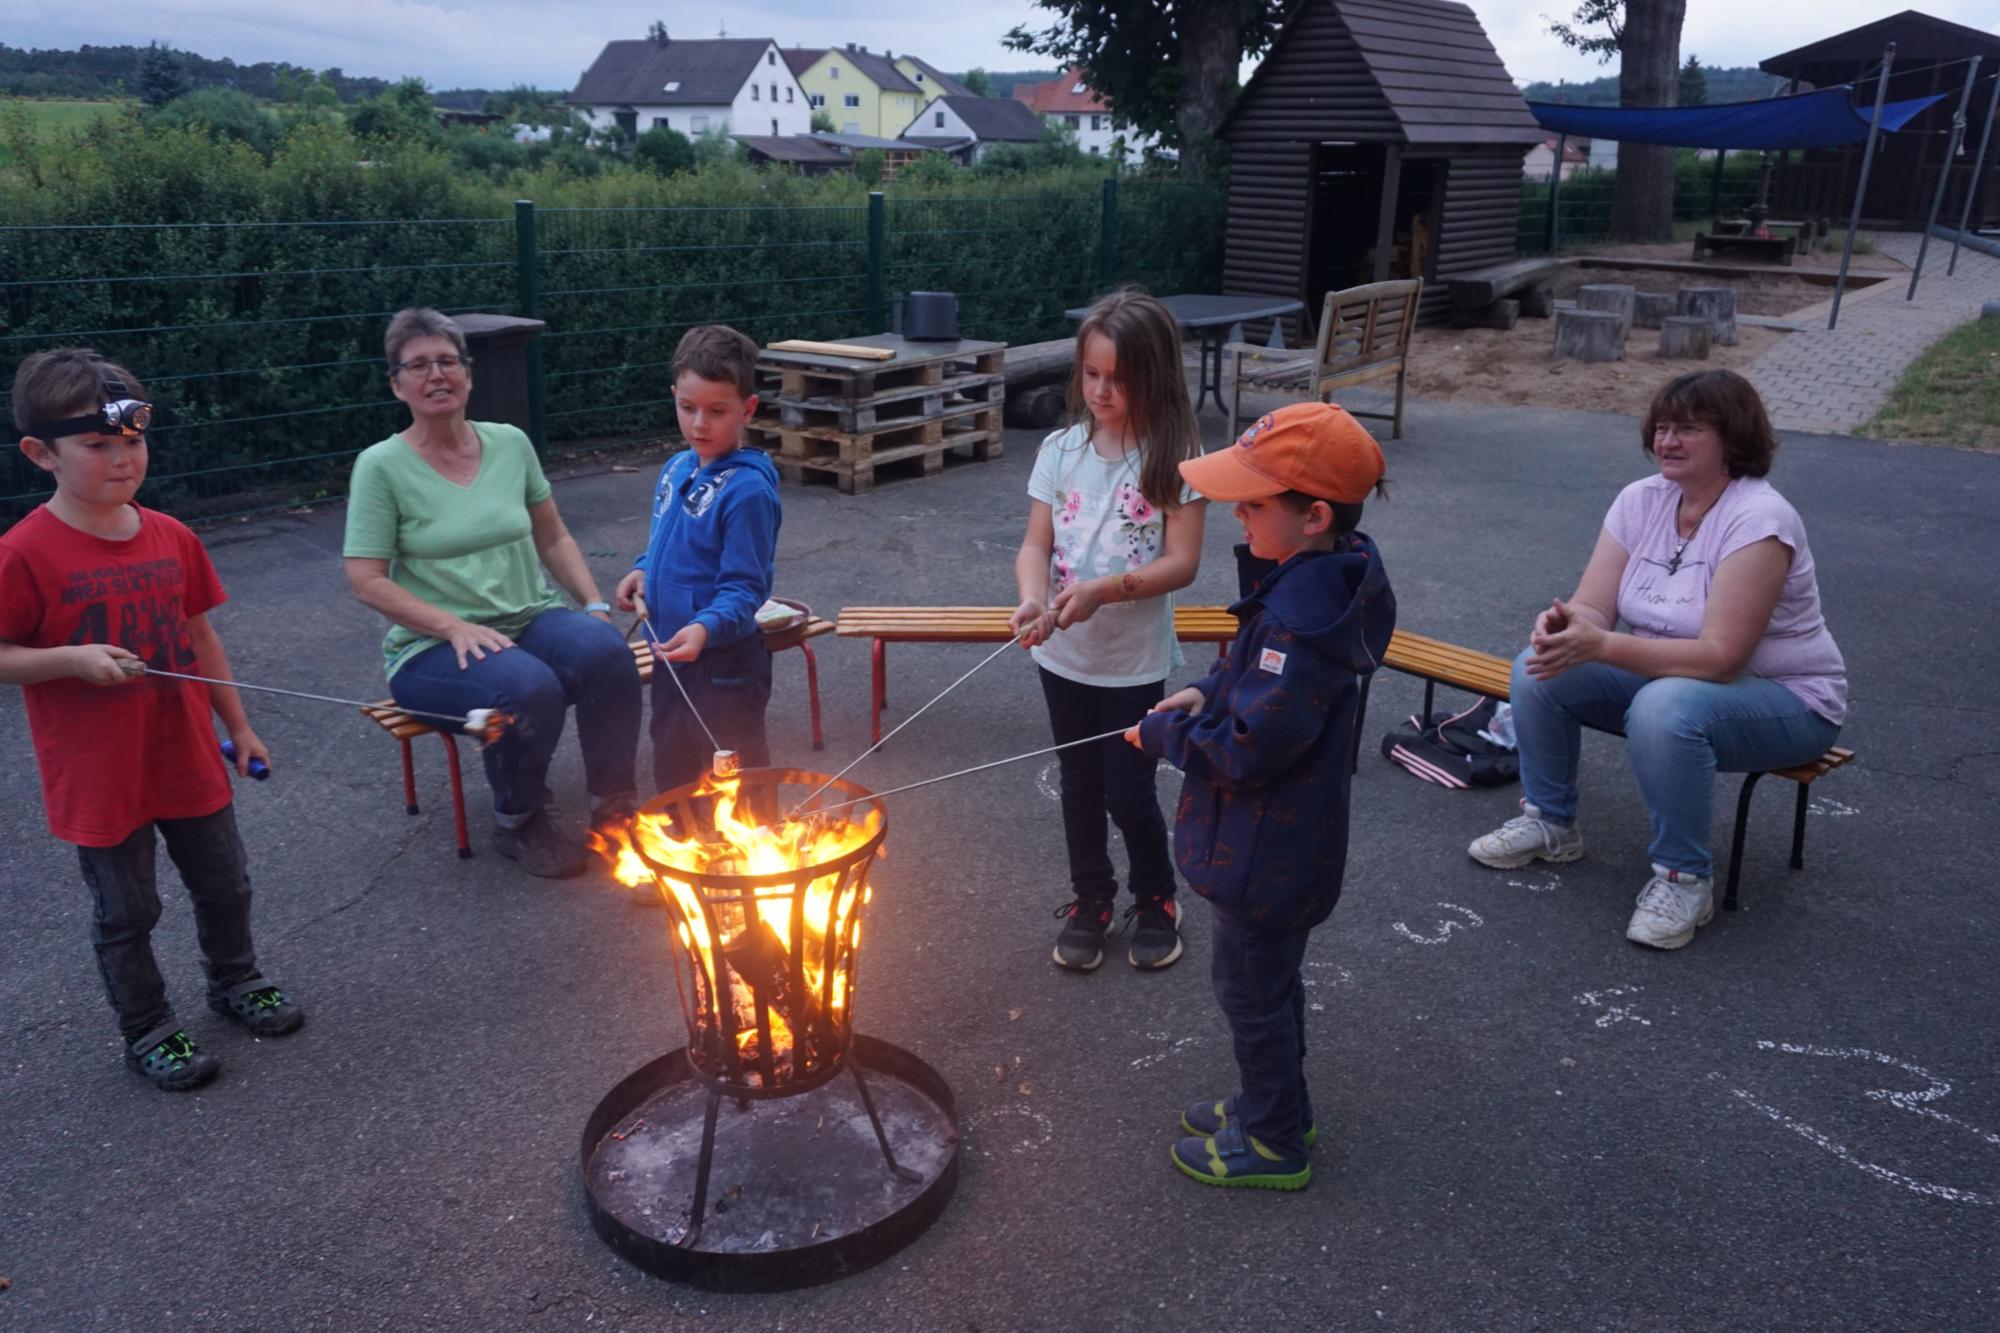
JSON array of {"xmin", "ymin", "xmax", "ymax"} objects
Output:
[{"xmin": 748, "ymin": 334, "xmax": 1007, "ymax": 495}]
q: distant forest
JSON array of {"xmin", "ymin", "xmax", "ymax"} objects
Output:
[
  {"xmin": 1523, "ymin": 64, "xmax": 1795, "ymax": 106},
  {"xmin": 1, "ymin": 41, "xmax": 1052, "ymax": 110}
]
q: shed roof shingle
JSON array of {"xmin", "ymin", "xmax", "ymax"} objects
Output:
[{"xmin": 932, "ymin": 95, "xmax": 1047, "ymax": 142}]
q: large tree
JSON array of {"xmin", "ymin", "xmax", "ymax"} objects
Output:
[
  {"xmin": 1004, "ymin": 0, "xmax": 1287, "ymax": 179},
  {"xmin": 1549, "ymin": 0, "xmax": 1688, "ymax": 242}
]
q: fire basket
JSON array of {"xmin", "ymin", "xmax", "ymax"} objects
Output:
[{"xmin": 584, "ymin": 768, "xmax": 959, "ymax": 1291}]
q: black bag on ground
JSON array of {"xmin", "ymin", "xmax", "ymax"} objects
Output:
[{"xmin": 1380, "ymin": 696, "xmax": 1519, "ymax": 789}]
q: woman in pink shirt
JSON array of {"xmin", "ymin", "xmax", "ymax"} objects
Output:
[{"xmin": 1467, "ymin": 370, "xmax": 1846, "ymax": 950}]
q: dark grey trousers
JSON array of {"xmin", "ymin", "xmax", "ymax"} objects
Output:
[{"xmin": 74, "ymin": 803, "xmax": 261, "ymax": 1044}]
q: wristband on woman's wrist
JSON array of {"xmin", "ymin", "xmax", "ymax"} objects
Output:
[{"xmin": 582, "ymin": 600, "xmax": 611, "ymax": 614}]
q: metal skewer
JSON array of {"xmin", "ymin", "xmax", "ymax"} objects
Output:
[
  {"xmin": 790, "ymin": 628, "xmax": 1027, "ymax": 816},
  {"xmin": 632, "ymin": 594, "xmax": 729, "ymax": 767},
  {"xmin": 800, "ymin": 724, "xmax": 1136, "ymax": 818},
  {"xmin": 117, "ymin": 660, "xmax": 492, "ymax": 733}
]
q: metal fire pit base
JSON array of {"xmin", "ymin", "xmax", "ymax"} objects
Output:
[{"xmin": 581, "ymin": 1036, "xmax": 958, "ymax": 1291}]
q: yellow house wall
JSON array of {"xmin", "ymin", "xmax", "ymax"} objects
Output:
[{"xmin": 798, "ymin": 53, "xmax": 923, "ymax": 137}]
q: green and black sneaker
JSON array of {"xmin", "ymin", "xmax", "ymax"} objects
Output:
[
  {"xmin": 1180, "ymin": 1094, "xmax": 1319, "ymax": 1149},
  {"xmin": 125, "ymin": 1025, "xmax": 221, "ymax": 1092},
  {"xmin": 1172, "ymin": 1120, "xmax": 1312, "ymax": 1191},
  {"xmin": 208, "ymin": 979, "xmax": 305, "ymax": 1037}
]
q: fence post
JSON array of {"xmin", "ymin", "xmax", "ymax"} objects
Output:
[
  {"xmin": 1544, "ymin": 135, "xmax": 1565, "ymax": 253},
  {"xmin": 1708, "ymin": 149, "xmax": 1727, "ymax": 221},
  {"xmin": 1099, "ymin": 176, "xmax": 1119, "ymax": 288},
  {"xmin": 514, "ymin": 199, "xmax": 548, "ymax": 452},
  {"xmin": 867, "ymin": 191, "xmax": 886, "ymax": 334}
]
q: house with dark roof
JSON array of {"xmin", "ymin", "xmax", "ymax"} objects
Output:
[
  {"xmin": 784, "ymin": 43, "xmax": 965, "ymax": 138},
  {"xmin": 566, "ymin": 34, "xmax": 810, "ymax": 142},
  {"xmin": 900, "ymin": 95, "xmax": 1047, "ymax": 163},
  {"xmin": 1012, "ymin": 67, "xmax": 1161, "ymax": 159}
]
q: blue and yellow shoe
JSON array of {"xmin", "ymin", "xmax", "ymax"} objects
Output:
[
  {"xmin": 1172, "ymin": 1120, "xmax": 1311, "ymax": 1191},
  {"xmin": 1180, "ymin": 1094, "xmax": 1319, "ymax": 1150}
]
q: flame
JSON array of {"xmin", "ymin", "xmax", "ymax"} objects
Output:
[{"xmin": 590, "ymin": 773, "xmax": 880, "ymax": 1085}]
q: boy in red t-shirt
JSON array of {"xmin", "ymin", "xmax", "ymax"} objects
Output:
[{"xmin": 1, "ymin": 349, "xmax": 304, "ymax": 1091}]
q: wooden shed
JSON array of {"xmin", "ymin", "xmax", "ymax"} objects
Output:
[
  {"xmin": 1218, "ymin": 0, "xmax": 1545, "ymax": 329},
  {"xmin": 1762, "ymin": 11, "xmax": 2000, "ymax": 231}
]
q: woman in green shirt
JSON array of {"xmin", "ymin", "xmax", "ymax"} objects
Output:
[{"xmin": 343, "ymin": 309, "xmax": 640, "ymax": 878}]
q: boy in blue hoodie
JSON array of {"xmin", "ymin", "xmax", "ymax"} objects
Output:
[
  {"xmin": 1130, "ymin": 402, "xmax": 1395, "ymax": 1191},
  {"xmin": 615, "ymin": 326, "xmax": 782, "ymax": 794}
]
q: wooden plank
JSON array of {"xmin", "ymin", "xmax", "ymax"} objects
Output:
[{"xmin": 766, "ymin": 339, "xmax": 898, "ymax": 361}]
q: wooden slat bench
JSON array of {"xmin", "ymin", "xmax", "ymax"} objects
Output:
[
  {"xmin": 362, "ymin": 615, "xmax": 835, "ymax": 859},
  {"xmin": 836, "ymin": 605, "xmax": 1240, "ymax": 745},
  {"xmin": 1358, "ymin": 633, "xmax": 1854, "ymax": 912}
]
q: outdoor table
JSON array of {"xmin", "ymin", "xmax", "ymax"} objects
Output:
[{"xmin": 1065, "ymin": 293, "xmax": 1306, "ymax": 414}]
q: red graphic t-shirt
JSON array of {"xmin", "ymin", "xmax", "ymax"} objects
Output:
[{"xmin": 0, "ymin": 505, "xmax": 232, "ymax": 845}]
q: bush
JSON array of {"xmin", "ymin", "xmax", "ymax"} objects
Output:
[
  {"xmin": 853, "ymin": 148, "xmax": 886, "ymax": 187},
  {"xmin": 146, "ymin": 88, "xmax": 283, "ymax": 157},
  {"xmin": 896, "ymin": 151, "xmax": 962, "ymax": 188},
  {"xmin": 634, "ymin": 124, "xmax": 696, "ymax": 176},
  {"xmin": 347, "ymin": 78, "xmax": 440, "ymax": 145}
]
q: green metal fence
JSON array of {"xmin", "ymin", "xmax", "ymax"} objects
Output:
[
  {"xmin": 1517, "ymin": 151, "xmax": 1769, "ymax": 253},
  {"xmin": 0, "ymin": 179, "xmax": 1225, "ymax": 523}
]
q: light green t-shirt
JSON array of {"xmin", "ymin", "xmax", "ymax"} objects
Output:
[{"xmin": 342, "ymin": 422, "xmax": 564, "ymax": 678}]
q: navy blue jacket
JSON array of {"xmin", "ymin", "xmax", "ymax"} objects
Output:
[
  {"xmin": 633, "ymin": 446, "xmax": 781, "ymax": 649},
  {"xmin": 1137, "ymin": 535, "xmax": 1395, "ymax": 929}
]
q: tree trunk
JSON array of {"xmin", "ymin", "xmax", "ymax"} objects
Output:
[
  {"xmin": 1175, "ymin": 1, "xmax": 1255, "ymax": 181},
  {"xmin": 1610, "ymin": 0, "xmax": 1688, "ymax": 242},
  {"xmin": 1658, "ymin": 316, "xmax": 1712, "ymax": 359},
  {"xmin": 1554, "ymin": 310, "xmax": 1625, "ymax": 362}
]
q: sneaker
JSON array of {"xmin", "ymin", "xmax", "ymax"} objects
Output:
[
  {"xmin": 1125, "ymin": 898, "xmax": 1185, "ymax": 970},
  {"xmin": 1180, "ymin": 1094, "xmax": 1319, "ymax": 1150},
  {"xmin": 1052, "ymin": 897, "xmax": 1115, "ymax": 971},
  {"xmin": 493, "ymin": 806, "xmax": 588, "ymax": 878},
  {"xmin": 208, "ymin": 979, "xmax": 305, "ymax": 1037},
  {"xmin": 1468, "ymin": 800, "xmax": 1584, "ymax": 869},
  {"xmin": 1171, "ymin": 1119, "xmax": 1311, "ymax": 1191},
  {"xmin": 1625, "ymin": 864, "xmax": 1715, "ymax": 950},
  {"xmin": 125, "ymin": 1026, "xmax": 220, "ymax": 1092}
]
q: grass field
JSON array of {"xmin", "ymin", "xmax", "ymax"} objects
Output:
[
  {"xmin": 0, "ymin": 97, "xmax": 134, "ymax": 162},
  {"xmin": 1868, "ymin": 315, "xmax": 2000, "ymax": 450}
]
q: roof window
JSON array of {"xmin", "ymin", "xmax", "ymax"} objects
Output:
[{"xmin": 663, "ymin": 81, "xmax": 680, "ymax": 92}]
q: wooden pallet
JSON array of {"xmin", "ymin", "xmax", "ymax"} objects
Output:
[
  {"xmin": 759, "ymin": 345, "xmax": 1006, "ymax": 401},
  {"xmin": 773, "ymin": 371, "xmax": 1004, "ymax": 433},
  {"xmin": 755, "ymin": 408, "xmax": 1003, "ymax": 494}
]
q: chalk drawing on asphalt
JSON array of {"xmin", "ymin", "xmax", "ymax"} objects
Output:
[
  {"xmin": 1575, "ymin": 984, "xmax": 1652, "ymax": 1028},
  {"xmin": 1391, "ymin": 903, "xmax": 1485, "ymax": 945}
]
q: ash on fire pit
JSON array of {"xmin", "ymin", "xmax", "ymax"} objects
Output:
[{"xmin": 584, "ymin": 768, "xmax": 960, "ymax": 1291}]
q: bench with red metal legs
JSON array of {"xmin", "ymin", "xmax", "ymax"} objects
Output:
[{"xmin": 362, "ymin": 616, "xmax": 835, "ymax": 858}]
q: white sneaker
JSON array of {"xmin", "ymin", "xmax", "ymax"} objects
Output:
[
  {"xmin": 1625, "ymin": 864, "xmax": 1715, "ymax": 950},
  {"xmin": 1468, "ymin": 801, "xmax": 1584, "ymax": 869}
]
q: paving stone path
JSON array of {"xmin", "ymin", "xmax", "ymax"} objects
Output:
[{"xmin": 1748, "ymin": 231, "xmax": 2000, "ymax": 435}]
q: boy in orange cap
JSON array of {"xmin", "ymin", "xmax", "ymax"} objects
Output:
[{"xmin": 1128, "ymin": 401, "xmax": 1396, "ymax": 1189}]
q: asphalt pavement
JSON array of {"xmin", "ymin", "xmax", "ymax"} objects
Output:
[{"xmin": 2, "ymin": 395, "xmax": 1996, "ymax": 1330}]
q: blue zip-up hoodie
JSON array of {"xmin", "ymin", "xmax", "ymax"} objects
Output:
[
  {"xmin": 633, "ymin": 446, "xmax": 782, "ymax": 648},
  {"xmin": 1137, "ymin": 533, "xmax": 1395, "ymax": 930}
]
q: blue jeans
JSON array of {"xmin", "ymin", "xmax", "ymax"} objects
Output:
[
  {"xmin": 1209, "ymin": 904, "xmax": 1314, "ymax": 1158},
  {"xmin": 650, "ymin": 631, "xmax": 771, "ymax": 796},
  {"xmin": 391, "ymin": 608, "xmax": 640, "ymax": 824},
  {"xmin": 1510, "ymin": 649, "xmax": 1840, "ymax": 878}
]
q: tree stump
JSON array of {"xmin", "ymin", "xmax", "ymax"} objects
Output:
[
  {"xmin": 1554, "ymin": 309, "xmax": 1624, "ymax": 363},
  {"xmin": 1676, "ymin": 286, "xmax": 1738, "ymax": 346},
  {"xmin": 1004, "ymin": 382, "xmax": 1068, "ymax": 429},
  {"xmin": 1633, "ymin": 292, "xmax": 1676, "ymax": 330},
  {"xmin": 1658, "ymin": 316, "xmax": 1712, "ymax": 360},
  {"xmin": 1517, "ymin": 284, "xmax": 1556, "ymax": 318},
  {"xmin": 1577, "ymin": 283, "xmax": 1636, "ymax": 340}
]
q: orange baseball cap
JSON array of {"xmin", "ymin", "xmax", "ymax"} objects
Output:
[{"xmin": 1178, "ymin": 402, "xmax": 1386, "ymax": 504}]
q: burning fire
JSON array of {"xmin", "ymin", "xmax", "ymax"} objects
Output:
[{"xmin": 591, "ymin": 773, "xmax": 881, "ymax": 1085}]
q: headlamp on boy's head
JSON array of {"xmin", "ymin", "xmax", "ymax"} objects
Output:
[{"xmin": 27, "ymin": 375, "xmax": 154, "ymax": 442}]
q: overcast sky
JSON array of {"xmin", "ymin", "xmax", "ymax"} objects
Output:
[{"xmin": 10, "ymin": 0, "xmax": 1999, "ymax": 92}]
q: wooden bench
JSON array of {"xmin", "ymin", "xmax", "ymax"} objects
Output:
[
  {"xmin": 835, "ymin": 605, "xmax": 1240, "ymax": 745},
  {"xmin": 1358, "ymin": 633, "xmax": 1854, "ymax": 912},
  {"xmin": 1445, "ymin": 256, "xmax": 1563, "ymax": 330},
  {"xmin": 362, "ymin": 616, "xmax": 835, "ymax": 859},
  {"xmin": 1227, "ymin": 279, "xmax": 1421, "ymax": 440},
  {"xmin": 1692, "ymin": 232, "xmax": 1794, "ymax": 266}
]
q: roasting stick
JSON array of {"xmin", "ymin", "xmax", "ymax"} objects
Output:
[
  {"xmin": 789, "ymin": 629, "xmax": 1027, "ymax": 817},
  {"xmin": 801, "ymin": 724, "xmax": 1134, "ymax": 818},
  {"xmin": 632, "ymin": 594, "xmax": 737, "ymax": 777},
  {"xmin": 115, "ymin": 659, "xmax": 502, "ymax": 736}
]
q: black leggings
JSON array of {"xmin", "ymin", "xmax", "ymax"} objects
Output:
[{"xmin": 1037, "ymin": 666, "xmax": 1176, "ymax": 903}]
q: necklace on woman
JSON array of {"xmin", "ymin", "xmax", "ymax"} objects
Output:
[{"xmin": 1668, "ymin": 495, "xmax": 1713, "ymax": 575}]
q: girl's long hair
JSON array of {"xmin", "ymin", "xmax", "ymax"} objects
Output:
[{"xmin": 1066, "ymin": 287, "xmax": 1201, "ymax": 511}]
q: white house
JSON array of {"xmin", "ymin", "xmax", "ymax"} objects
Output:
[
  {"xmin": 1011, "ymin": 67, "xmax": 1160, "ymax": 159},
  {"xmin": 899, "ymin": 95, "xmax": 1047, "ymax": 164},
  {"xmin": 566, "ymin": 36, "xmax": 811, "ymax": 141}
]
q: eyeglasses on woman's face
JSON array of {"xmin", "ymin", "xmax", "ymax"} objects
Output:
[
  {"xmin": 1651, "ymin": 420, "xmax": 1715, "ymax": 442},
  {"xmin": 395, "ymin": 354, "xmax": 471, "ymax": 378}
]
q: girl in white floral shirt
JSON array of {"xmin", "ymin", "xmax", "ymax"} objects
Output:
[{"xmin": 1010, "ymin": 289, "xmax": 1206, "ymax": 972}]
